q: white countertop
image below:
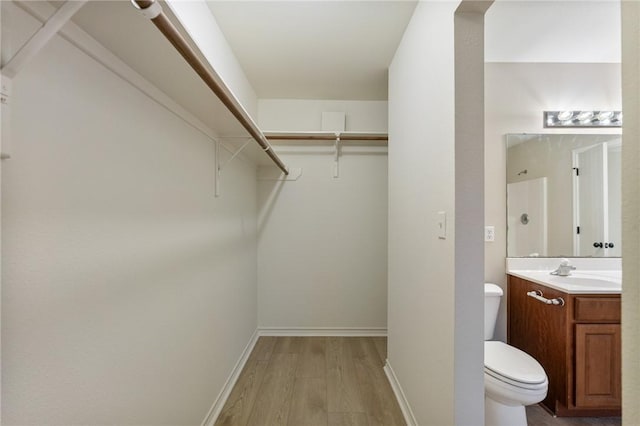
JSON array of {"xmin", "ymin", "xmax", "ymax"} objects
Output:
[
  {"xmin": 506, "ymin": 257, "xmax": 621, "ymax": 271},
  {"xmin": 508, "ymin": 270, "xmax": 621, "ymax": 294}
]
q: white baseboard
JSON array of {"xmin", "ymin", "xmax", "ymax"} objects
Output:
[
  {"xmin": 384, "ymin": 360, "xmax": 418, "ymax": 426},
  {"xmin": 258, "ymin": 327, "xmax": 387, "ymax": 336},
  {"xmin": 201, "ymin": 329, "xmax": 259, "ymax": 426}
]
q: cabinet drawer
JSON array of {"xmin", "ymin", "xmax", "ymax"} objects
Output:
[{"xmin": 574, "ymin": 298, "xmax": 621, "ymax": 322}]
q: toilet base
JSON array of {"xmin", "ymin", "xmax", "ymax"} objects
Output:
[{"xmin": 485, "ymin": 395, "xmax": 527, "ymax": 426}]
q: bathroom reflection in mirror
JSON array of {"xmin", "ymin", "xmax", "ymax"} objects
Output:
[{"xmin": 506, "ymin": 134, "xmax": 621, "ymax": 258}]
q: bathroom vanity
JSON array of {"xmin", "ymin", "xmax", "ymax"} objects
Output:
[
  {"xmin": 505, "ymin": 133, "xmax": 622, "ymax": 416},
  {"xmin": 507, "ymin": 272, "xmax": 621, "ymax": 417}
]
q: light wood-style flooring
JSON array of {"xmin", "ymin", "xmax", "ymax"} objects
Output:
[
  {"xmin": 216, "ymin": 336, "xmax": 621, "ymax": 426},
  {"xmin": 215, "ymin": 336, "xmax": 405, "ymax": 426}
]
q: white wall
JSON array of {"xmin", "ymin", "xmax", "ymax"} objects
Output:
[
  {"xmin": 0, "ymin": 0, "xmax": 4, "ymax": 410},
  {"xmin": 256, "ymin": 100, "xmax": 388, "ymax": 330},
  {"xmin": 258, "ymin": 99, "xmax": 387, "ymax": 132},
  {"xmin": 621, "ymin": 3, "xmax": 640, "ymax": 424},
  {"xmin": 453, "ymin": 4, "xmax": 489, "ymax": 424},
  {"xmin": 484, "ymin": 62, "xmax": 622, "ymax": 341},
  {"xmin": 388, "ymin": 2, "xmax": 458, "ymax": 424},
  {"xmin": 1, "ymin": 7, "xmax": 258, "ymax": 425}
]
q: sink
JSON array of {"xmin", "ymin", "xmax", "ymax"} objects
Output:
[
  {"xmin": 550, "ymin": 274, "xmax": 620, "ymax": 288},
  {"xmin": 507, "ymin": 270, "xmax": 622, "ymax": 294}
]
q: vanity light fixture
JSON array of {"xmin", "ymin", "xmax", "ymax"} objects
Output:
[{"xmin": 544, "ymin": 110, "xmax": 622, "ymax": 128}]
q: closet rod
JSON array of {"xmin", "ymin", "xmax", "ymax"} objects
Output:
[
  {"xmin": 131, "ymin": 0, "xmax": 289, "ymax": 175},
  {"xmin": 265, "ymin": 134, "xmax": 388, "ymax": 141}
]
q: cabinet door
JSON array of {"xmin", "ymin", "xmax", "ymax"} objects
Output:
[
  {"xmin": 508, "ymin": 276, "xmax": 567, "ymax": 410},
  {"xmin": 575, "ymin": 324, "xmax": 621, "ymax": 408}
]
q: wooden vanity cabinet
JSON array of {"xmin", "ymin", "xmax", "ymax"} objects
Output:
[{"xmin": 507, "ymin": 275, "xmax": 621, "ymax": 417}]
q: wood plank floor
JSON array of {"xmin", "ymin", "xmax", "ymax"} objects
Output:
[
  {"xmin": 215, "ymin": 336, "xmax": 405, "ymax": 426},
  {"xmin": 216, "ymin": 337, "xmax": 621, "ymax": 426}
]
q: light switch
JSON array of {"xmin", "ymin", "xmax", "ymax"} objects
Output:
[
  {"xmin": 485, "ymin": 226, "xmax": 495, "ymax": 242},
  {"xmin": 437, "ymin": 211, "xmax": 447, "ymax": 239}
]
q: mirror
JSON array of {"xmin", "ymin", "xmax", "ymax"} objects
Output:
[{"xmin": 506, "ymin": 134, "xmax": 621, "ymax": 258}]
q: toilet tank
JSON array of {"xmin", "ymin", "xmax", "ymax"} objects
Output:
[{"xmin": 484, "ymin": 283, "xmax": 503, "ymax": 340}]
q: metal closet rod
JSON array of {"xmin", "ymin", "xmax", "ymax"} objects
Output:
[{"xmin": 132, "ymin": 0, "xmax": 289, "ymax": 175}]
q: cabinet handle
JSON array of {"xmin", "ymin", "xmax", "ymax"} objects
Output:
[{"xmin": 527, "ymin": 290, "xmax": 565, "ymax": 306}]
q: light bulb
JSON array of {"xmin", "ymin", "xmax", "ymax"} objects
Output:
[
  {"xmin": 597, "ymin": 111, "xmax": 614, "ymax": 121},
  {"xmin": 576, "ymin": 111, "xmax": 594, "ymax": 121},
  {"xmin": 557, "ymin": 111, "xmax": 574, "ymax": 121}
]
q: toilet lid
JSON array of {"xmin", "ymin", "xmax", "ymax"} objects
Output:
[{"xmin": 484, "ymin": 341, "xmax": 547, "ymax": 385}]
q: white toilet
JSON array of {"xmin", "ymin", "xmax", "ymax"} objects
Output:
[{"xmin": 484, "ymin": 283, "xmax": 548, "ymax": 426}]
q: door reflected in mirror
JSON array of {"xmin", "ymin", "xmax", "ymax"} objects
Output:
[{"xmin": 506, "ymin": 134, "xmax": 621, "ymax": 258}]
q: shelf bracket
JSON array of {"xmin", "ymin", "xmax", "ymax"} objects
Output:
[
  {"xmin": 2, "ymin": 1, "xmax": 87, "ymax": 79},
  {"xmin": 214, "ymin": 139, "xmax": 251, "ymax": 197},
  {"xmin": 1, "ymin": 0, "xmax": 86, "ymax": 160},
  {"xmin": 333, "ymin": 132, "xmax": 341, "ymax": 178}
]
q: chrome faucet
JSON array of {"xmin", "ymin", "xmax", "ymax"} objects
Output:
[{"xmin": 550, "ymin": 259, "xmax": 576, "ymax": 276}]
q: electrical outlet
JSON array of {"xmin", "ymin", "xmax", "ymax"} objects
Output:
[{"xmin": 485, "ymin": 226, "xmax": 495, "ymax": 242}]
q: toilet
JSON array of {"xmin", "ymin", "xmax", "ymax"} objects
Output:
[{"xmin": 484, "ymin": 283, "xmax": 548, "ymax": 426}]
